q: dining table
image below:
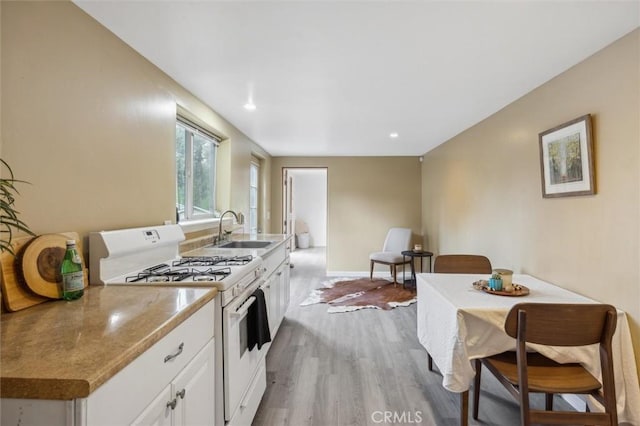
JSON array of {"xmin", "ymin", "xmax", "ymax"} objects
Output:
[{"xmin": 416, "ymin": 273, "xmax": 640, "ymax": 426}]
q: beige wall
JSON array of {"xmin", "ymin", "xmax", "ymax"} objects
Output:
[
  {"xmin": 1, "ymin": 1, "xmax": 270, "ymax": 255},
  {"xmin": 421, "ymin": 30, "xmax": 640, "ymax": 367},
  {"xmin": 4, "ymin": 0, "xmax": 637, "ymax": 368},
  {"xmin": 271, "ymin": 157, "xmax": 422, "ymax": 272}
]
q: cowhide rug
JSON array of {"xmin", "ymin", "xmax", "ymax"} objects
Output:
[{"xmin": 300, "ymin": 277, "xmax": 416, "ymax": 313}]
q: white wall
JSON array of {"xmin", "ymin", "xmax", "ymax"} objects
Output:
[{"xmin": 290, "ymin": 169, "xmax": 327, "ymax": 247}]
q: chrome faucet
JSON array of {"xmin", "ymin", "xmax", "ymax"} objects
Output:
[{"xmin": 218, "ymin": 210, "xmax": 240, "ymax": 245}]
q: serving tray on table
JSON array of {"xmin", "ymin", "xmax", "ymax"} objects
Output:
[{"xmin": 472, "ymin": 280, "xmax": 530, "ymax": 297}]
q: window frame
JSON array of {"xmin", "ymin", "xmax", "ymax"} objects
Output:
[
  {"xmin": 176, "ymin": 116, "xmax": 220, "ymax": 223},
  {"xmin": 249, "ymin": 158, "xmax": 260, "ymax": 234}
]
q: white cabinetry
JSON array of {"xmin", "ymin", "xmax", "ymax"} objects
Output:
[
  {"xmin": 282, "ymin": 259, "xmax": 290, "ymax": 312},
  {"xmin": 261, "ymin": 240, "xmax": 291, "ymax": 337},
  {"xmin": 86, "ymin": 299, "xmax": 215, "ymax": 426},
  {"xmin": 1, "ymin": 300, "xmax": 216, "ymax": 426},
  {"xmin": 131, "ymin": 340, "xmax": 214, "ymax": 426},
  {"xmin": 173, "ymin": 340, "xmax": 215, "ymax": 426},
  {"xmin": 263, "ymin": 262, "xmax": 286, "ymax": 336}
]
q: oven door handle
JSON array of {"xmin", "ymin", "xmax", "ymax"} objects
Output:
[{"xmin": 231, "ymin": 295, "xmax": 256, "ymax": 318}]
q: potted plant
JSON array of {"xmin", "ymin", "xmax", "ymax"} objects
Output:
[
  {"xmin": 1, "ymin": 159, "xmax": 35, "ymax": 254},
  {"xmin": 488, "ymin": 273, "xmax": 503, "ymax": 291}
]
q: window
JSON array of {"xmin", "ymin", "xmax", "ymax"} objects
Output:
[
  {"xmin": 176, "ymin": 118, "xmax": 219, "ymax": 222},
  {"xmin": 249, "ymin": 158, "xmax": 260, "ymax": 234}
]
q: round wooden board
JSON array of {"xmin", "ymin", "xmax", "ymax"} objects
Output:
[
  {"xmin": 21, "ymin": 234, "xmax": 74, "ymax": 299},
  {"xmin": 0, "ymin": 235, "xmax": 49, "ymax": 311}
]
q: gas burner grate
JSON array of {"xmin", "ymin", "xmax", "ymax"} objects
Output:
[
  {"xmin": 173, "ymin": 257, "xmax": 216, "ymax": 267},
  {"xmin": 190, "ymin": 266, "xmax": 231, "ymax": 281},
  {"xmin": 214, "ymin": 255, "xmax": 254, "ymax": 266},
  {"xmin": 126, "ymin": 267, "xmax": 192, "ymax": 283},
  {"xmin": 124, "ymin": 265, "xmax": 232, "ymax": 283},
  {"xmin": 174, "ymin": 255, "xmax": 253, "ymax": 267}
]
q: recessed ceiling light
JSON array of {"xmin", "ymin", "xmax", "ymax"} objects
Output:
[
  {"xmin": 244, "ymin": 102, "xmax": 256, "ymax": 111},
  {"xmin": 389, "ymin": 132, "xmax": 399, "ymax": 138}
]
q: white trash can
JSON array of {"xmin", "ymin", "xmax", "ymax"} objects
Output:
[{"xmin": 297, "ymin": 232, "xmax": 310, "ymax": 249}]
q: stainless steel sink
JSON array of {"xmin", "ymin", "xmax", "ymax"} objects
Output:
[{"xmin": 218, "ymin": 240, "xmax": 273, "ymax": 249}]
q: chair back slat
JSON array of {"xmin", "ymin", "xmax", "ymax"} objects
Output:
[
  {"xmin": 504, "ymin": 303, "xmax": 617, "ymax": 347},
  {"xmin": 433, "ymin": 254, "xmax": 492, "ymax": 274}
]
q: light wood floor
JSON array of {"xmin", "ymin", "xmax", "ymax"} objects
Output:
[{"xmin": 253, "ymin": 247, "xmax": 573, "ymax": 426}]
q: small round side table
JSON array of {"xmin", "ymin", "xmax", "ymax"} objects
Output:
[{"xmin": 401, "ymin": 250, "xmax": 434, "ymax": 287}]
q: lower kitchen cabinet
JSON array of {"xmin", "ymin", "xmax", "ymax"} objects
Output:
[
  {"xmin": 132, "ymin": 340, "xmax": 215, "ymax": 426},
  {"xmin": 173, "ymin": 339, "xmax": 215, "ymax": 426},
  {"xmin": 261, "ymin": 241, "xmax": 291, "ymax": 337},
  {"xmin": 264, "ymin": 264, "xmax": 283, "ymax": 336},
  {"xmin": 1, "ymin": 299, "xmax": 216, "ymax": 426},
  {"xmin": 86, "ymin": 299, "xmax": 215, "ymax": 426},
  {"xmin": 281, "ymin": 256, "xmax": 291, "ymax": 316}
]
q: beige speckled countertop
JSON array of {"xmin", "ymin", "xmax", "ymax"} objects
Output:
[{"xmin": 0, "ymin": 286, "xmax": 217, "ymax": 400}]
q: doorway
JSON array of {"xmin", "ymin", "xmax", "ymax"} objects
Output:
[{"xmin": 282, "ymin": 168, "xmax": 328, "ymax": 249}]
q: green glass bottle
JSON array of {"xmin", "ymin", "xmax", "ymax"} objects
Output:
[{"xmin": 61, "ymin": 240, "xmax": 84, "ymax": 300}]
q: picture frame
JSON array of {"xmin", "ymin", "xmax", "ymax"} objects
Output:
[{"xmin": 538, "ymin": 114, "xmax": 594, "ymax": 198}]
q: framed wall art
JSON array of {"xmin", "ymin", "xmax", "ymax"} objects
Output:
[{"xmin": 538, "ymin": 114, "xmax": 594, "ymax": 198}]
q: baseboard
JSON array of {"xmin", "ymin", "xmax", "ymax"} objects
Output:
[
  {"xmin": 326, "ymin": 271, "xmax": 372, "ymax": 277},
  {"xmin": 326, "ymin": 271, "xmax": 410, "ymax": 280}
]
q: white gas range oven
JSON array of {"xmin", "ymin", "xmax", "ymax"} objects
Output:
[{"xmin": 89, "ymin": 224, "xmax": 271, "ymax": 426}]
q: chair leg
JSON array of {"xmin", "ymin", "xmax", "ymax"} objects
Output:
[
  {"xmin": 460, "ymin": 391, "xmax": 469, "ymax": 426},
  {"xmin": 392, "ymin": 264, "xmax": 397, "ymax": 286},
  {"xmin": 520, "ymin": 389, "xmax": 530, "ymax": 426},
  {"xmin": 428, "ymin": 354, "xmax": 433, "ymax": 371},
  {"xmin": 545, "ymin": 393, "xmax": 553, "ymax": 411},
  {"xmin": 370, "ymin": 261, "xmax": 374, "ymax": 280},
  {"xmin": 473, "ymin": 359, "xmax": 481, "ymax": 420}
]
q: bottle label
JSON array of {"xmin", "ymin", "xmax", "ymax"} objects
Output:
[{"xmin": 63, "ymin": 271, "xmax": 84, "ymax": 292}]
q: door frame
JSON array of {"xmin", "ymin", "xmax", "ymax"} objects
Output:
[{"xmin": 281, "ymin": 167, "xmax": 328, "ymax": 247}]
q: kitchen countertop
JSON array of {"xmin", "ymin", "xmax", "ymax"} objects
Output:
[{"xmin": 0, "ymin": 285, "xmax": 217, "ymax": 400}]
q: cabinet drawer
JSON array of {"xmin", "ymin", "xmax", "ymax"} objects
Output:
[
  {"xmin": 84, "ymin": 300, "xmax": 215, "ymax": 426},
  {"xmin": 228, "ymin": 359, "xmax": 266, "ymax": 426},
  {"xmin": 263, "ymin": 244, "xmax": 285, "ymax": 277}
]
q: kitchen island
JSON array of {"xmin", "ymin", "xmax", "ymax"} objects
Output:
[{"xmin": 1, "ymin": 285, "xmax": 218, "ymax": 425}]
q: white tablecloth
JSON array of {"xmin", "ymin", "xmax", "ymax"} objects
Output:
[{"xmin": 416, "ymin": 273, "xmax": 640, "ymax": 425}]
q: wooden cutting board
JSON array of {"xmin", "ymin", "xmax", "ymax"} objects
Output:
[
  {"xmin": 0, "ymin": 232, "xmax": 87, "ymax": 312},
  {"xmin": 1, "ymin": 235, "xmax": 49, "ymax": 312}
]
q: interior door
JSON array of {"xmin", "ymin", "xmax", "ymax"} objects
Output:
[{"xmin": 282, "ymin": 169, "xmax": 295, "ymax": 238}]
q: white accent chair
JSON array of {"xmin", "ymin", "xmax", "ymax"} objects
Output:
[{"xmin": 369, "ymin": 228, "xmax": 412, "ymax": 285}]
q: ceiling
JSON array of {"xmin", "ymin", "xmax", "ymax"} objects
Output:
[{"xmin": 74, "ymin": 1, "xmax": 639, "ymax": 157}]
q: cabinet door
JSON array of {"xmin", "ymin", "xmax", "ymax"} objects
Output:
[
  {"xmin": 282, "ymin": 258, "xmax": 291, "ymax": 313},
  {"xmin": 130, "ymin": 385, "xmax": 172, "ymax": 426},
  {"xmin": 173, "ymin": 339, "xmax": 215, "ymax": 426},
  {"xmin": 263, "ymin": 274, "xmax": 279, "ymax": 336}
]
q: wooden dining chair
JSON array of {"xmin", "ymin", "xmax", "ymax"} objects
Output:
[
  {"xmin": 427, "ymin": 254, "xmax": 492, "ymax": 371},
  {"xmin": 433, "ymin": 254, "xmax": 492, "ymax": 275},
  {"xmin": 472, "ymin": 303, "xmax": 618, "ymax": 426}
]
